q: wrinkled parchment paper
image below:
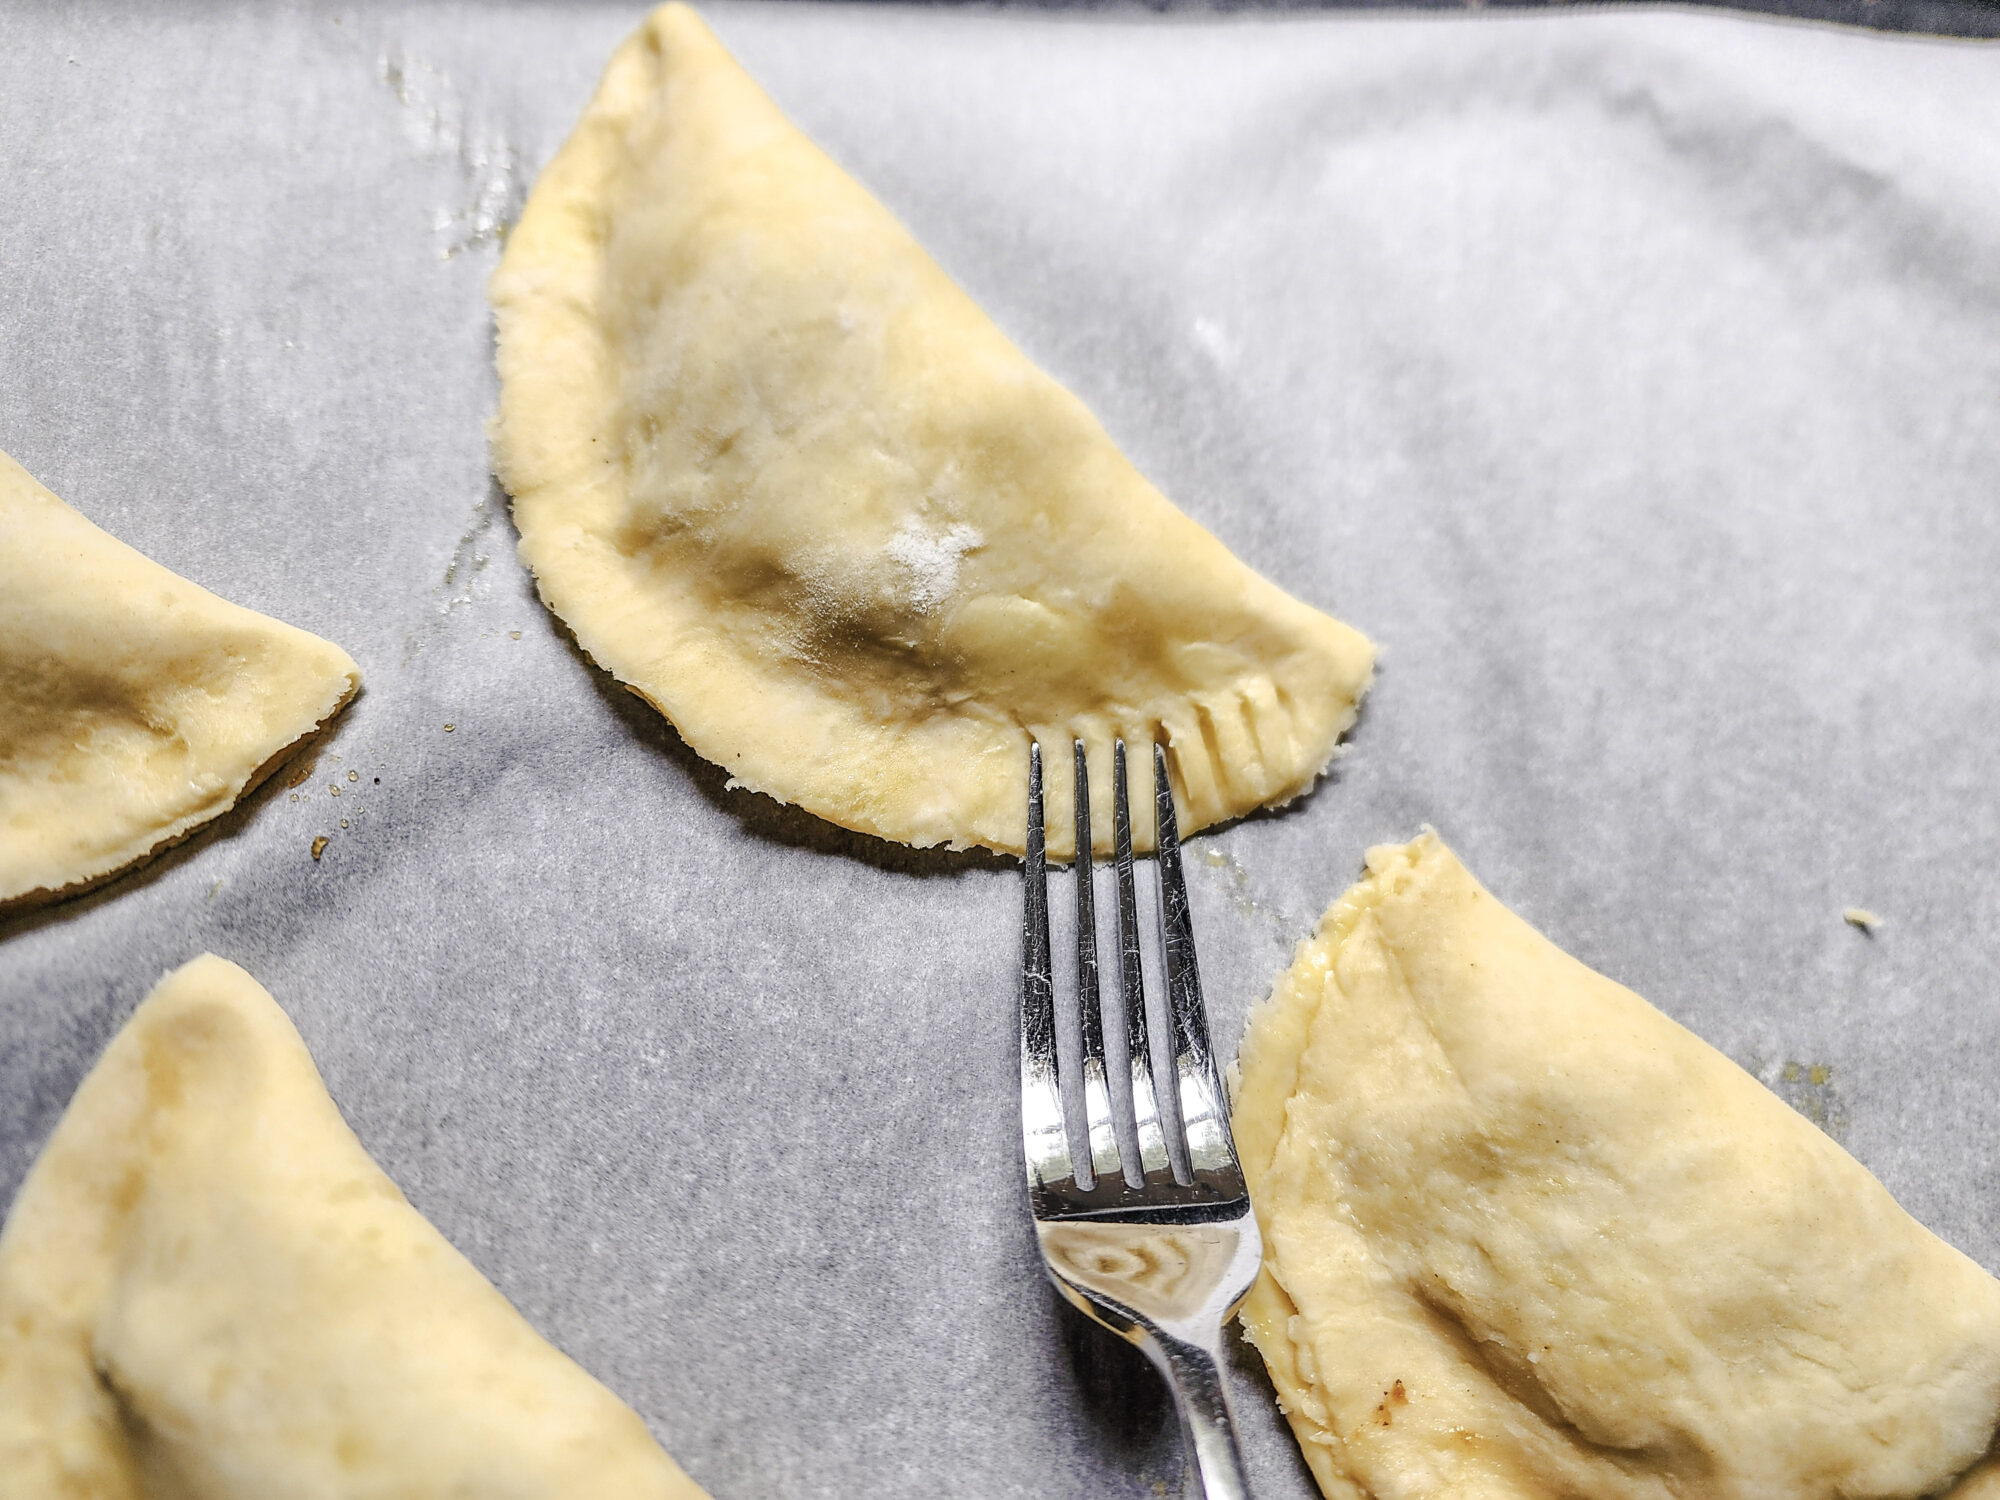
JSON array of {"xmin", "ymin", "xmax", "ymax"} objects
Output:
[{"xmin": 3, "ymin": 4, "xmax": 1998, "ymax": 1494}]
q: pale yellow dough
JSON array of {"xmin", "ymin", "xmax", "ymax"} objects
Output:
[
  {"xmin": 488, "ymin": 3, "xmax": 1374, "ymax": 857},
  {"xmin": 0, "ymin": 955, "xmax": 711, "ymax": 1500},
  {"xmin": 0, "ymin": 451, "xmax": 360, "ymax": 907},
  {"xmin": 1234, "ymin": 834, "xmax": 2000, "ymax": 1500}
]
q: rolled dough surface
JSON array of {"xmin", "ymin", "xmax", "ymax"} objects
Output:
[
  {"xmin": 488, "ymin": 2, "xmax": 1375, "ymax": 858},
  {"xmin": 0, "ymin": 954, "xmax": 711, "ymax": 1500},
  {"xmin": 1233, "ymin": 833, "xmax": 2000, "ymax": 1500},
  {"xmin": 0, "ymin": 450, "xmax": 360, "ymax": 909}
]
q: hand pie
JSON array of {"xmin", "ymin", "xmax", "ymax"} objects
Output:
[
  {"xmin": 0, "ymin": 450, "xmax": 360, "ymax": 907},
  {"xmin": 0, "ymin": 954, "xmax": 711, "ymax": 1500},
  {"xmin": 489, "ymin": 3, "xmax": 1374, "ymax": 857},
  {"xmin": 1233, "ymin": 833, "xmax": 2000, "ymax": 1500}
]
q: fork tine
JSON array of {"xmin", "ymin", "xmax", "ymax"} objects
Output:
[
  {"xmin": 1073, "ymin": 743, "xmax": 1122, "ymax": 1190},
  {"xmin": 1026, "ymin": 738, "xmax": 1262, "ymax": 1497},
  {"xmin": 1021, "ymin": 742, "xmax": 1072, "ymax": 1198},
  {"xmin": 1152, "ymin": 741, "xmax": 1239, "ymax": 1186},
  {"xmin": 1024, "ymin": 745, "xmax": 1262, "ymax": 1500},
  {"xmin": 1114, "ymin": 740, "xmax": 1171, "ymax": 1186}
]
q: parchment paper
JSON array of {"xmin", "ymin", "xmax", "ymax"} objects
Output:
[{"xmin": 3, "ymin": 4, "xmax": 1999, "ymax": 1495}]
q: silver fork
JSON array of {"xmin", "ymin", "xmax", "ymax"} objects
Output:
[{"xmin": 1021, "ymin": 738, "xmax": 1261, "ymax": 1500}]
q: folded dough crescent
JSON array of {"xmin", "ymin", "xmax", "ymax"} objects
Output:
[
  {"xmin": 0, "ymin": 450, "xmax": 360, "ymax": 907},
  {"xmin": 0, "ymin": 955, "xmax": 710, "ymax": 1500},
  {"xmin": 1234, "ymin": 833, "xmax": 2000, "ymax": 1500},
  {"xmin": 488, "ymin": 2, "xmax": 1375, "ymax": 857}
]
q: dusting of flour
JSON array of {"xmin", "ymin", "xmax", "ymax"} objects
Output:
[{"xmin": 885, "ymin": 518, "xmax": 982, "ymax": 611}]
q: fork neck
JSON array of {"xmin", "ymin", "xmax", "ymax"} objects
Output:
[{"xmin": 1146, "ymin": 1332, "xmax": 1253, "ymax": 1500}]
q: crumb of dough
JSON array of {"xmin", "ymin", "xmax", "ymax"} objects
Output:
[
  {"xmin": 0, "ymin": 956, "xmax": 711, "ymax": 1497},
  {"xmin": 1233, "ymin": 832, "xmax": 2000, "ymax": 1500},
  {"xmin": 286, "ymin": 757, "xmax": 319, "ymax": 789},
  {"xmin": 310, "ymin": 836, "xmax": 330, "ymax": 861},
  {"xmin": 1845, "ymin": 906, "xmax": 1883, "ymax": 931}
]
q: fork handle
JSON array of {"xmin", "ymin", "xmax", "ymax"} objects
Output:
[{"xmin": 1148, "ymin": 1334, "xmax": 1253, "ymax": 1500}]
